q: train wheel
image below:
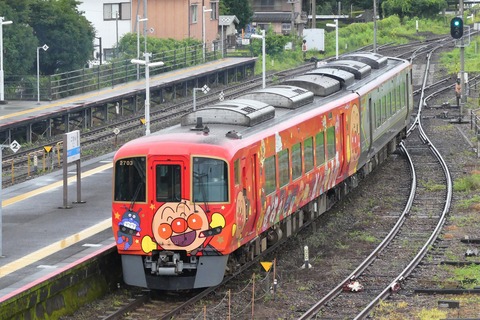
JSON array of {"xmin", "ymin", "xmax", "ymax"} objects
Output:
[{"xmin": 266, "ymin": 227, "xmax": 283, "ymax": 246}]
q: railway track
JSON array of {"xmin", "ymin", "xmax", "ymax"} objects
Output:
[
  {"xmin": 41, "ymin": 38, "xmax": 479, "ymax": 319},
  {"xmin": 296, "ymin": 43, "xmax": 456, "ymax": 319}
]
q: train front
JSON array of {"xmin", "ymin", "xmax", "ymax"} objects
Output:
[{"xmin": 112, "ymin": 136, "xmax": 233, "ymax": 290}]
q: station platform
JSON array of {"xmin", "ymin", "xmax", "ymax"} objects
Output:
[
  {"xmin": 0, "ymin": 151, "xmax": 115, "ymax": 300},
  {"xmin": 0, "ymin": 57, "xmax": 257, "ymax": 306},
  {"xmin": 0, "ymin": 57, "xmax": 256, "ymax": 143}
]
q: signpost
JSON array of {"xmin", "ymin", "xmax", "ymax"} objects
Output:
[
  {"xmin": 0, "ymin": 140, "xmax": 21, "ymax": 256},
  {"xmin": 60, "ymin": 130, "xmax": 85, "ymax": 209}
]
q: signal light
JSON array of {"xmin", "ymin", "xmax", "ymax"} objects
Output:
[{"xmin": 450, "ymin": 17, "xmax": 463, "ymax": 39}]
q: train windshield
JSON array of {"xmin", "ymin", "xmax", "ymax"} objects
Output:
[
  {"xmin": 193, "ymin": 157, "xmax": 228, "ymax": 202},
  {"xmin": 114, "ymin": 157, "xmax": 146, "ymax": 202}
]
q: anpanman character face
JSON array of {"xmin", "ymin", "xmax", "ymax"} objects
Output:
[{"xmin": 152, "ymin": 200, "xmax": 210, "ymax": 251}]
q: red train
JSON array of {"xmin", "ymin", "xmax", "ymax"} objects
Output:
[{"xmin": 112, "ymin": 52, "xmax": 413, "ymax": 290}]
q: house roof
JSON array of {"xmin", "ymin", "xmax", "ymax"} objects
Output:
[
  {"xmin": 219, "ymin": 15, "xmax": 239, "ymax": 26},
  {"xmin": 252, "ymin": 12, "xmax": 299, "ymax": 23}
]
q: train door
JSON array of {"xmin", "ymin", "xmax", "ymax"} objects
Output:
[
  {"xmin": 152, "ymin": 157, "xmax": 186, "ymax": 204},
  {"xmin": 338, "ymin": 112, "xmax": 346, "ymax": 177},
  {"xmin": 241, "ymin": 151, "xmax": 258, "ymax": 236}
]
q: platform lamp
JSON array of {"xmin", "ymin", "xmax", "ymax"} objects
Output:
[
  {"xmin": 0, "ymin": 17, "xmax": 12, "ymax": 103},
  {"xmin": 37, "ymin": 44, "xmax": 49, "ymax": 104},
  {"xmin": 131, "ymin": 53, "xmax": 164, "ymax": 135},
  {"xmin": 251, "ymin": 29, "xmax": 266, "ymax": 89},
  {"xmin": 326, "ymin": 19, "xmax": 338, "ymax": 59},
  {"xmin": 136, "ymin": 15, "xmax": 148, "ymax": 80}
]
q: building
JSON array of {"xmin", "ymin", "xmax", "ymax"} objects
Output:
[
  {"xmin": 250, "ymin": 0, "xmax": 308, "ymax": 35},
  {"xmin": 219, "ymin": 15, "xmax": 239, "ymax": 48},
  {"xmin": 79, "ymin": 0, "xmax": 220, "ymax": 64},
  {"xmin": 131, "ymin": 0, "xmax": 219, "ymax": 44},
  {"xmin": 78, "ymin": 0, "xmax": 133, "ymax": 63}
]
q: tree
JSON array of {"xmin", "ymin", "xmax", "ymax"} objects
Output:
[
  {"xmin": 28, "ymin": 0, "xmax": 95, "ymax": 74},
  {"xmin": 0, "ymin": 0, "xmax": 38, "ymax": 76},
  {"xmin": 220, "ymin": 0, "xmax": 253, "ymax": 31},
  {"xmin": 382, "ymin": 0, "xmax": 447, "ymax": 19}
]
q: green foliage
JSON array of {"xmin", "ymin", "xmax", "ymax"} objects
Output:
[
  {"xmin": 249, "ymin": 27, "xmax": 291, "ymax": 57},
  {"xmin": 382, "ymin": 0, "xmax": 448, "ymax": 19},
  {"xmin": 449, "ymin": 264, "xmax": 480, "ymax": 289},
  {"xmin": 440, "ymin": 39, "xmax": 480, "ymax": 74},
  {"xmin": 117, "ymin": 33, "xmax": 202, "ymax": 58},
  {"xmin": 453, "ymin": 173, "xmax": 480, "ymax": 192},
  {"xmin": 456, "ymin": 195, "xmax": 480, "ymax": 210},
  {"xmin": 220, "ymin": 0, "xmax": 253, "ymax": 30},
  {"xmin": 0, "ymin": 0, "xmax": 37, "ymax": 76},
  {"xmin": 29, "ymin": 0, "xmax": 95, "ymax": 74}
]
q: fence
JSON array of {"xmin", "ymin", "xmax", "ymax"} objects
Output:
[{"xmin": 4, "ymin": 41, "xmax": 243, "ymax": 101}]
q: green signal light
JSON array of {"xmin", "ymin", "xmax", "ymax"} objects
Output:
[{"xmin": 450, "ymin": 17, "xmax": 463, "ymax": 39}]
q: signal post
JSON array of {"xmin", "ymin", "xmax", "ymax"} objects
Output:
[{"xmin": 450, "ymin": 0, "xmax": 466, "ymax": 122}]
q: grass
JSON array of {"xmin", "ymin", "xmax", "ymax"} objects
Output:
[
  {"xmin": 453, "ymin": 173, "xmax": 480, "ymax": 192},
  {"xmin": 420, "ymin": 179, "xmax": 446, "ymax": 191}
]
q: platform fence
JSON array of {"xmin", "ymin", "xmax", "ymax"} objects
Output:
[{"xmin": 4, "ymin": 40, "xmax": 251, "ymax": 102}]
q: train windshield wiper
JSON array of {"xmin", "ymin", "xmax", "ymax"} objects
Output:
[{"xmin": 193, "ymin": 171, "xmax": 210, "ymax": 213}]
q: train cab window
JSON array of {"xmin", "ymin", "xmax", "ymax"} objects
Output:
[
  {"xmin": 264, "ymin": 155, "xmax": 276, "ymax": 195},
  {"xmin": 304, "ymin": 137, "xmax": 314, "ymax": 173},
  {"xmin": 315, "ymin": 132, "xmax": 325, "ymax": 167},
  {"xmin": 114, "ymin": 157, "xmax": 146, "ymax": 202},
  {"xmin": 292, "ymin": 143, "xmax": 302, "ymax": 180},
  {"xmin": 193, "ymin": 157, "xmax": 228, "ymax": 202},
  {"xmin": 155, "ymin": 164, "xmax": 181, "ymax": 202},
  {"xmin": 278, "ymin": 149, "xmax": 290, "ymax": 187},
  {"xmin": 326, "ymin": 126, "xmax": 336, "ymax": 160}
]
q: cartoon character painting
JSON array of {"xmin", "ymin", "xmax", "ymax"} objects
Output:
[
  {"xmin": 141, "ymin": 199, "xmax": 226, "ymax": 255},
  {"xmin": 116, "ymin": 207, "xmax": 142, "ymax": 250}
]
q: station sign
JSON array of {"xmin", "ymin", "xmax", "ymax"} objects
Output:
[{"xmin": 65, "ymin": 130, "xmax": 80, "ymax": 163}]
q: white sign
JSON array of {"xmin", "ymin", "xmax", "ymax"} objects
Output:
[
  {"xmin": 66, "ymin": 130, "xmax": 80, "ymax": 163},
  {"xmin": 302, "ymin": 28, "xmax": 325, "ymax": 51},
  {"xmin": 9, "ymin": 140, "xmax": 21, "ymax": 153}
]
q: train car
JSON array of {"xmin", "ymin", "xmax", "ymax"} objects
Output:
[{"xmin": 112, "ymin": 52, "xmax": 413, "ymax": 290}]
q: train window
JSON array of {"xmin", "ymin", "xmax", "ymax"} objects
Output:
[
  {"xmin": 304, "ymin": 137, "xmax": 314, "ymax": 173},
  {"xmin": 382, "ymin": 96, "xmax": 387, "ymax": 122},
  {"xmin": 376, "ymin": 99, "xmax": 381, "ymax": 128},
  {"xmin": 292, "ymin": 143, "xmax": 302, "ymax": 180},
  {"xmin": 397, "ymin": 85, "xmax": 401, "ymax": 110},
  {"xmin": 114, "ymin": 157, "xmax": 146, "ymax": 202},
  {"xmin": 193, "ymin": 157, "xmax": 228, "ymax": 202},
  {"xmin": 264, "ymin": 156, "xmax": 276, "ymax": 195},
  {"xmin": 156, "ymin": 165, "xmax": 181, "ymax": 202},
  {"xmin": 315, "ymin": 132, "xmax": 325, "ymax": 167},
  {"xmin": 401, "ymin": 82, "xmax": 405, "ymax": 108},
  {"xmin": 388, "ymin": 92, "xmax": 392, "ymax": 116},
  {"xmin": 234, "ymin": 159, "xmax": 240, "ymax": 185},
  {"xmin": 393, "ymin": 87, "xmax": 397, "ymax": 112},
  {"xmin": 278, "ymin": 149, "xmax": 290, "ymax": 187},
  {"xmin": 326, "ymin": 126, "xmax": 336, "ymax": 160}
]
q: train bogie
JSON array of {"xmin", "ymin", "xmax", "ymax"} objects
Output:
[{"xmin": 112, "ymin": 52, "xmax": 413, "ymax": 290}]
